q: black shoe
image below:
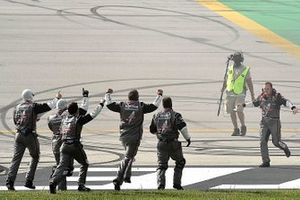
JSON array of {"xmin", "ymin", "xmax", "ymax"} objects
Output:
[
  {"xmin": 24, "ymin": 180, "xmax": 36, "ymax": 189},
  {"xmin": 113, "ymin": 179, "xmax": 121, "ymax": 191},
  {"xmin": 124, "ymin": 177, "xmax": 131, "ymax": 183},
  {"xmin": 259, "ymin": 162, "xmax": 270, "ymax": 168},
  {"xmin": 173, "ymin": 184, "xmax": 184, "ymax": 190},
  {"xmin": 231, "ymin": 128, "xmax": 240, "ymax": 136},
  {"xmin": 78, "ymin": 185, "xmax": 91, "ymax": 192},
  {"xmin": 284, "ymin": 148, "xmax": 291, "ymax": 158},
  {"xmin": 66, "ymin": 168, "xmax": 73, "ymax": 177},
  {"xmin": 49, "ymin": 182, "xmax": 57, "ymax": 194},
  {"xmin": 240, "ymin": 125, "xmax": 247, "ymax": 136},
  {"xmin": 6, "ymin": 181, "xmax": 15, "ymax": 191},
  {"xmin": 158, "ymin": 185, "xmax": 165, "ymax": 190}
]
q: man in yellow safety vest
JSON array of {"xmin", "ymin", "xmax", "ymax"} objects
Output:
[{"xmin": 222, "ymin": 51, "xmax": 255, "ymax": 136}]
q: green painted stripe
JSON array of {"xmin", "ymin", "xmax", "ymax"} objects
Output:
[
  {"xmin": 219, "ymin": 0, "xmax": 300, "ymax": 45},
  {"xmin": 197, "ymin": 0, "xmax": 300, "ymax": 59}
]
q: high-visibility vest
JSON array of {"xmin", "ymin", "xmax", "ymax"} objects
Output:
[{"xmin": 226, "ymin": 65, "xmax": 250, "ymax": 94}]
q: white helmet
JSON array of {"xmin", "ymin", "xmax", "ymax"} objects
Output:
[
  {"xmin": 21, "ymin": 89, "xmax": 34, "ymax": 101},
  {"xmin": 56, "ymin": 99, "xmax": 68, "ymax": 110}
]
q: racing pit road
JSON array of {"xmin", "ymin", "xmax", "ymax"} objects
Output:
[{"xmin": 1, "ymin": 0, "xmax": 300, "ymax": 190}]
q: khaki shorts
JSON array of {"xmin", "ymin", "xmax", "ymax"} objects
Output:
[{"xmin": 225, "ymin": 95, "xmax": 245, "ymax": 113}]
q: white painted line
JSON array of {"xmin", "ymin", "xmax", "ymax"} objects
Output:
[
  {"xmin": 211, "ymin": 184, "xmax": 282, "ymax": 189},
  {"xmin": 83, "ymin": 167, "xmax": 251, "ymax": 190},
  {"xmin": 67, "ymin": 176, "xmax": 114, "ymax": 181},
  {"xmin": 0, "ymin": 167, "xmax": 253, "ymax": 191},
  {"xmin": 276, "ymin": 178, "xmax": 300, "ymax": 189},
  {"xmin": 0, "ymin": 186, "xmax": 49, "ymax": 191},
  {"xmin": 73, "ymin": 167, "xmax": 157, "ymax": 172},
  {"xmin": 181, "ymin": 168, "xmax": 250, "ymax": 187},
  {"xmin": 211, "ymin": 178, "xmax": 300, "ymax": 190}
]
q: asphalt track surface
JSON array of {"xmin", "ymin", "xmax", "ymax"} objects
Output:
[{"xmin": 0, "ymin": 0, "xmax": 300, "ymax": 190}]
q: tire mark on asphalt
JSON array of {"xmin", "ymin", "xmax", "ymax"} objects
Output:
[
  {"xmin": 90, "ymin": 5, "xmax": 290, "ymax": 65},
  {"xmin": 3, "ymin": 0, "xmax": 293, "ymax": 64}
]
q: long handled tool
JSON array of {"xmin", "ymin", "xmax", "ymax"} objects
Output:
[{"xmin": 217, "ymin": 55, "xmax": 233, "ymax": 116}]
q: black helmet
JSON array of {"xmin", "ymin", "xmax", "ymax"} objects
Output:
[
  {"xmin": 128, "ymin": 89, "xmax": 139, "ymax": 101},
  {"xmin": 68, "ymin": 102, "xmax": 78, "ymax": 115},
  {"xmin": 162, "ymin": 97, "xmax": 172, "ymax": 109},
  {"xmin": 232, "ymin": 51, "xmax": 244, "ymax": 63}
]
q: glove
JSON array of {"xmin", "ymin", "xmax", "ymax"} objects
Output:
[
  {"xmin": 99, "ymin": 98, "xmax": 106, "ymax": 107},
  {"xmin": 82, "ymin": 88, "xmax": 89, "ymax": 97},
  {"xmin": 157, "ymin": 89, "xmax": 163, "ymax": 96},
  {"xmin": 106, "ymin": 88, "xmax": 113, "ymax": 94},
  {"xmin": 56, "ymin": 91, "xmax": 62, "ymax": 99},
  {"xmin": 186, "ymin": 139, "xmax": 191, "ymax": 147},
  {"xmin": 291, "ymin": 106, "xmax": 298, "ymax": 114}
]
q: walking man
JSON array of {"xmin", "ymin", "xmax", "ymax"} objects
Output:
[
  {"xmin": 47, "ymin": 89, "xmax": 88, "ymax": 190},
  {"xmin": 253, "ymin": 82, "xmax": 298, "ymax": 167},
  {"xmin": 6, "ymin": 89, "xmax": 61, "ymax": 190},
  {"xmin": 222, "ymin": 51, "xmax": 255, "ymax": 136},
  {"xmin": 48, "ymin": 98, "xmax": 69, "ymax": 191},
  {"xmin": 150, "ymin": 96, "xmax": 191, "ymax": 190},
  {"xmin": 105, "ymin": 88, "xmax": 163, "ymax": 190},
  {"xmin": 49, "ymin": 89, "xmax": 105, "ymax": 194}
]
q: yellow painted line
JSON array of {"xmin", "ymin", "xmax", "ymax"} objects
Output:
[{"xmin": 196, "ymin": 0, "xmax": 300, "ymax": 59}]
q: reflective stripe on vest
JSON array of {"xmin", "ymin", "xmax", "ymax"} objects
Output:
[{"xmin": 226, "ymin": 65, "xmax": 250, "ymax": 94}]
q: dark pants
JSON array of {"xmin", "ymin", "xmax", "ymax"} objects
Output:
[
  {"xmin": 7, "ymin": 132, "xmax": 40, "ymax": 184},
  {"xmin": 50, "ymin": 142, "xmax": 88, "ymax": 186},
  {"xmin": 52, "ymin": 135, "xmax": 67, "ymax": 190},
  {"xmin": 115, "ymin": 140, "xmax": 140, "ymax": 184},
  {"xmin": 157, "ymin": 140, "xmax": 186, "ymax": 189},
  {"xmin": 260, "ymin": 118, "xmax": 289, "ymax": 163}
]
